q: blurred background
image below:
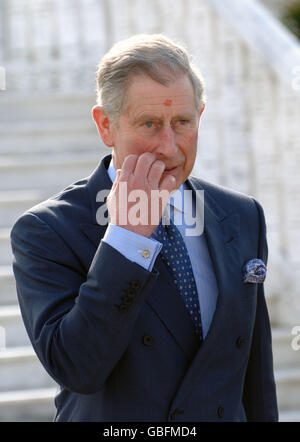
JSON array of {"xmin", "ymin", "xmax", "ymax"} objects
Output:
[{"xmin": 0, "ymin": 0, "xmax": 299, "ymax": 422}]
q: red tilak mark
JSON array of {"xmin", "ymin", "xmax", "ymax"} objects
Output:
[{"xmin": 164, "ymin": 99, "xmax": 172, "ymax": 107}]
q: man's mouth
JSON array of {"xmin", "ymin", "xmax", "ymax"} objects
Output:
[{"xmin": 163, "ymin": 166, "xmax": 179, "ymax": 174}]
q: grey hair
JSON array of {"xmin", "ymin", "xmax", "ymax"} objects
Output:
[{"xmin": 95, "ymin": 34, "xmax": 205, "ymax": 123}]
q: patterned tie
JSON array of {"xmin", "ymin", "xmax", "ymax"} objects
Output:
[{"xmin": 154, "ymin": 218, "xmax": 203, "ymax": 340}]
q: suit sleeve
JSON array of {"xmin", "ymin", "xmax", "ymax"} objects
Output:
[
  {"xmin": 11, "ymin": 211, "xmax": 159, "ymax": 394},
  {"xmin": 242, "ymin": 198, "xmax": 279, "ymax": 421}
]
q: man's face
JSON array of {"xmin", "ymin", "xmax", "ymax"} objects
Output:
[{"xmin": 96, "ymin": 74, "xmax": 204, "ymax": 189}]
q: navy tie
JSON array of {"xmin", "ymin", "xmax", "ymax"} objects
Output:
[{"xmin": 155, "ymin": 219, "xmax": 203, "ymax": 339}]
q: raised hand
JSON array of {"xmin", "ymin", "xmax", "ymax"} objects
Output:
[{"xmin": 107, "ymin": 152, "xmax": 177, "ymax": 237}]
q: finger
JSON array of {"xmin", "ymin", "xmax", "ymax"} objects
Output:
[
  {"xmin": 147, "ymin": 160, "xmax": 165, "ymax": 188},
  {"xmin": 133, "ymin": 152, "xmax": 156, "ymax": 178},
  {"xmin": 111, "ymin": 169, "xmax": 122, "ymax": 192},
  {"xmin": 159, "ymin": 174, "xmax": 177, "ymax": 195},
  {"xmin": 119, "ymin": 154, "xmax": 139, "ymax": 181}
]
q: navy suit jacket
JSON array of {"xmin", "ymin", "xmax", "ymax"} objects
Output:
[{"xmin": 11, "ymin": 154, "xmax": 278, "ymax": 422}]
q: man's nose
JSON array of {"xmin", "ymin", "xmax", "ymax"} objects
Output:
[{"xmin": 155, "ymin": 125, "xmax": 178, "ymax": 158}]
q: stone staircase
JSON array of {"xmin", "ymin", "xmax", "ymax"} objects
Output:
[
  {"xmin": 0, "ymin": 92, "xmax": 106, "ymax": 421},
  {"xmin": 0, "ymin": 93, "xmax": 299, "ymax": 421}
]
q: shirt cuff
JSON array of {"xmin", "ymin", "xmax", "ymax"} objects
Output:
[{"xmin": 102, "ymin": 224, "xmax": 162, "ymax": 272}]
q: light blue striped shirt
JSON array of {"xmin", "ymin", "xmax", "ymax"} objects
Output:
[{"xmin": 102, "ymin": 160, "xmax": 218, "ymax": 337}]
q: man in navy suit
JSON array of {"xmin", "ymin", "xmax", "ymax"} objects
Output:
[{"xmin": 11, "ymin": 34, "xmax": 278, "ymax": 421}]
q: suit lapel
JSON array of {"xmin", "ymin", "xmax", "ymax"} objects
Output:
[
  {"xmin": 146, "ymin": 256, "xmax": 201, "ymax": 362},
  {"xmin": 169, "ymin": 176, "xmax": 242, "ymax": 407}
]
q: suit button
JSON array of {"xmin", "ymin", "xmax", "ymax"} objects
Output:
[
  {"xmin": 142, "ymin": 334, "xmax": 155, "ymax": 347},
  {"xmin": 122, "ymin": 295, "xmax": 133, "ymax": 305},
  {"xmin": 118, "ymin": 304, "xmax": 128, "ymax": 313},
  {"xmin": 217, "ymin": 406, "xmax": 224, "ymax": 418},
  {"xmin": 170, "ymin": 408, "xmax": 183, "ymax": 420},
  {"xmin": 130, "ymin": 280, "xmax": 141, "ymax": 289},
  {"xmin": 236, "ymin": 337, "xmax": 245, "ymax": 348},
  {"xmin": 125, "ymin": 288, "xmax": 136, "ymax": 299}
]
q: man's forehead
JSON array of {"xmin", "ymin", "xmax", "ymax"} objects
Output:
[
  {"xmin": 123, "ymin": 75, "xmax": 197, "ymax": 116},
  {"xmin": 129, "ymin": 90, "xmax": 193, "ymax": 100},
  {"xmin": 127, "ymin": 94, "xmax": 196, "ymax": 112},
  {"xmin": 126, "ymin": 73, "xmax": 194, "ymax": 97},
  {"xmin": 124, "ymin": 95, "xmax": 197, "ymax": 123}
]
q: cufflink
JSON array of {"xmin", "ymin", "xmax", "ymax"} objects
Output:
[
  {"xmin": 142, "ymin": 249, "xmax": 150, "ymax": 259},
  {"xmin": 242, "ymin": 258, "xmax": 266, "ymax": 283}
]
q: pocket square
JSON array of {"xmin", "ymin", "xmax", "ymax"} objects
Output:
[{"xmin": 242, "ymin": 259, "xmax": 266, "ymax": 283}]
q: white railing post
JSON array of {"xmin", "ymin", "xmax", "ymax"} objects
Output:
[
  {"xmin": 0, "ymin": 326, "xmax": 6, "ymax": 351},
  {"xmin": 207, "ymin": 0, "xmax": 300, "ymax": 97}
]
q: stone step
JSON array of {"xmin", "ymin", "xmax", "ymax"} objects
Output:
[
  {"xmin": 0, "ymin": 346, "xmax": 57, "ymax": 392},
  {"xmin": 0, "ymin": 387, "xmax": 56, "ymax": 422},
  {"xmin": 279, "ymin": 409, "xmax": 300, "ymax": 422},
  {"xmin": 0, "ymin": 151, "xmax": 102, "ymax": 191},
  {"xmin": 0, "ymin": 228, "xmax": 12, "ymax": 266},
  {"xmin": 0, "ymin": 305, "xmax": 31, "ymax": 348},
  {"xmin": 275, "ymin": 368, "xmax": 300, "ymax": 410},
  {"xmin": 0, "ymin": 92, "xmax": 101, "ymax": 157},
  {"xmin": 0, "ymin": 266, "xmax": 17, "ymax": 305},
  {"xmin": 0, "ymin": 92, "xmax": 96, "ymax": 123},
  {"xmin": 0, "ymin": 189, "xmax": 47, "ymax": 228},
  {"xmin": 272, "ymin": 327, "xmax": 300, "ymax": 370},
  {"xmin": 0, "ymin": 119, "xmax": 101, "ymax": 155},
  {"xmin": 265, "ymin": 294, "xmax": 278, "ymax": 327}
]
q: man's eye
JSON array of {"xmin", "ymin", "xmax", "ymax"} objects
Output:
[
  {"xmin": 144, "ymin": 122, "xmax": 153, "ymax": 128},
  {"xmin": 172, "ymin": 120, "xmax": 189, "ymax": 129}
]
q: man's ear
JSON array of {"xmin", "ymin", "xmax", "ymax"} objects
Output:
[
  {"xmin": 199, "ymin": 102, "xmax": 205, "ymax": 118},
  {"xmin": 92, "ymin": 105, "xmax": 115, "ymax": 147}
]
